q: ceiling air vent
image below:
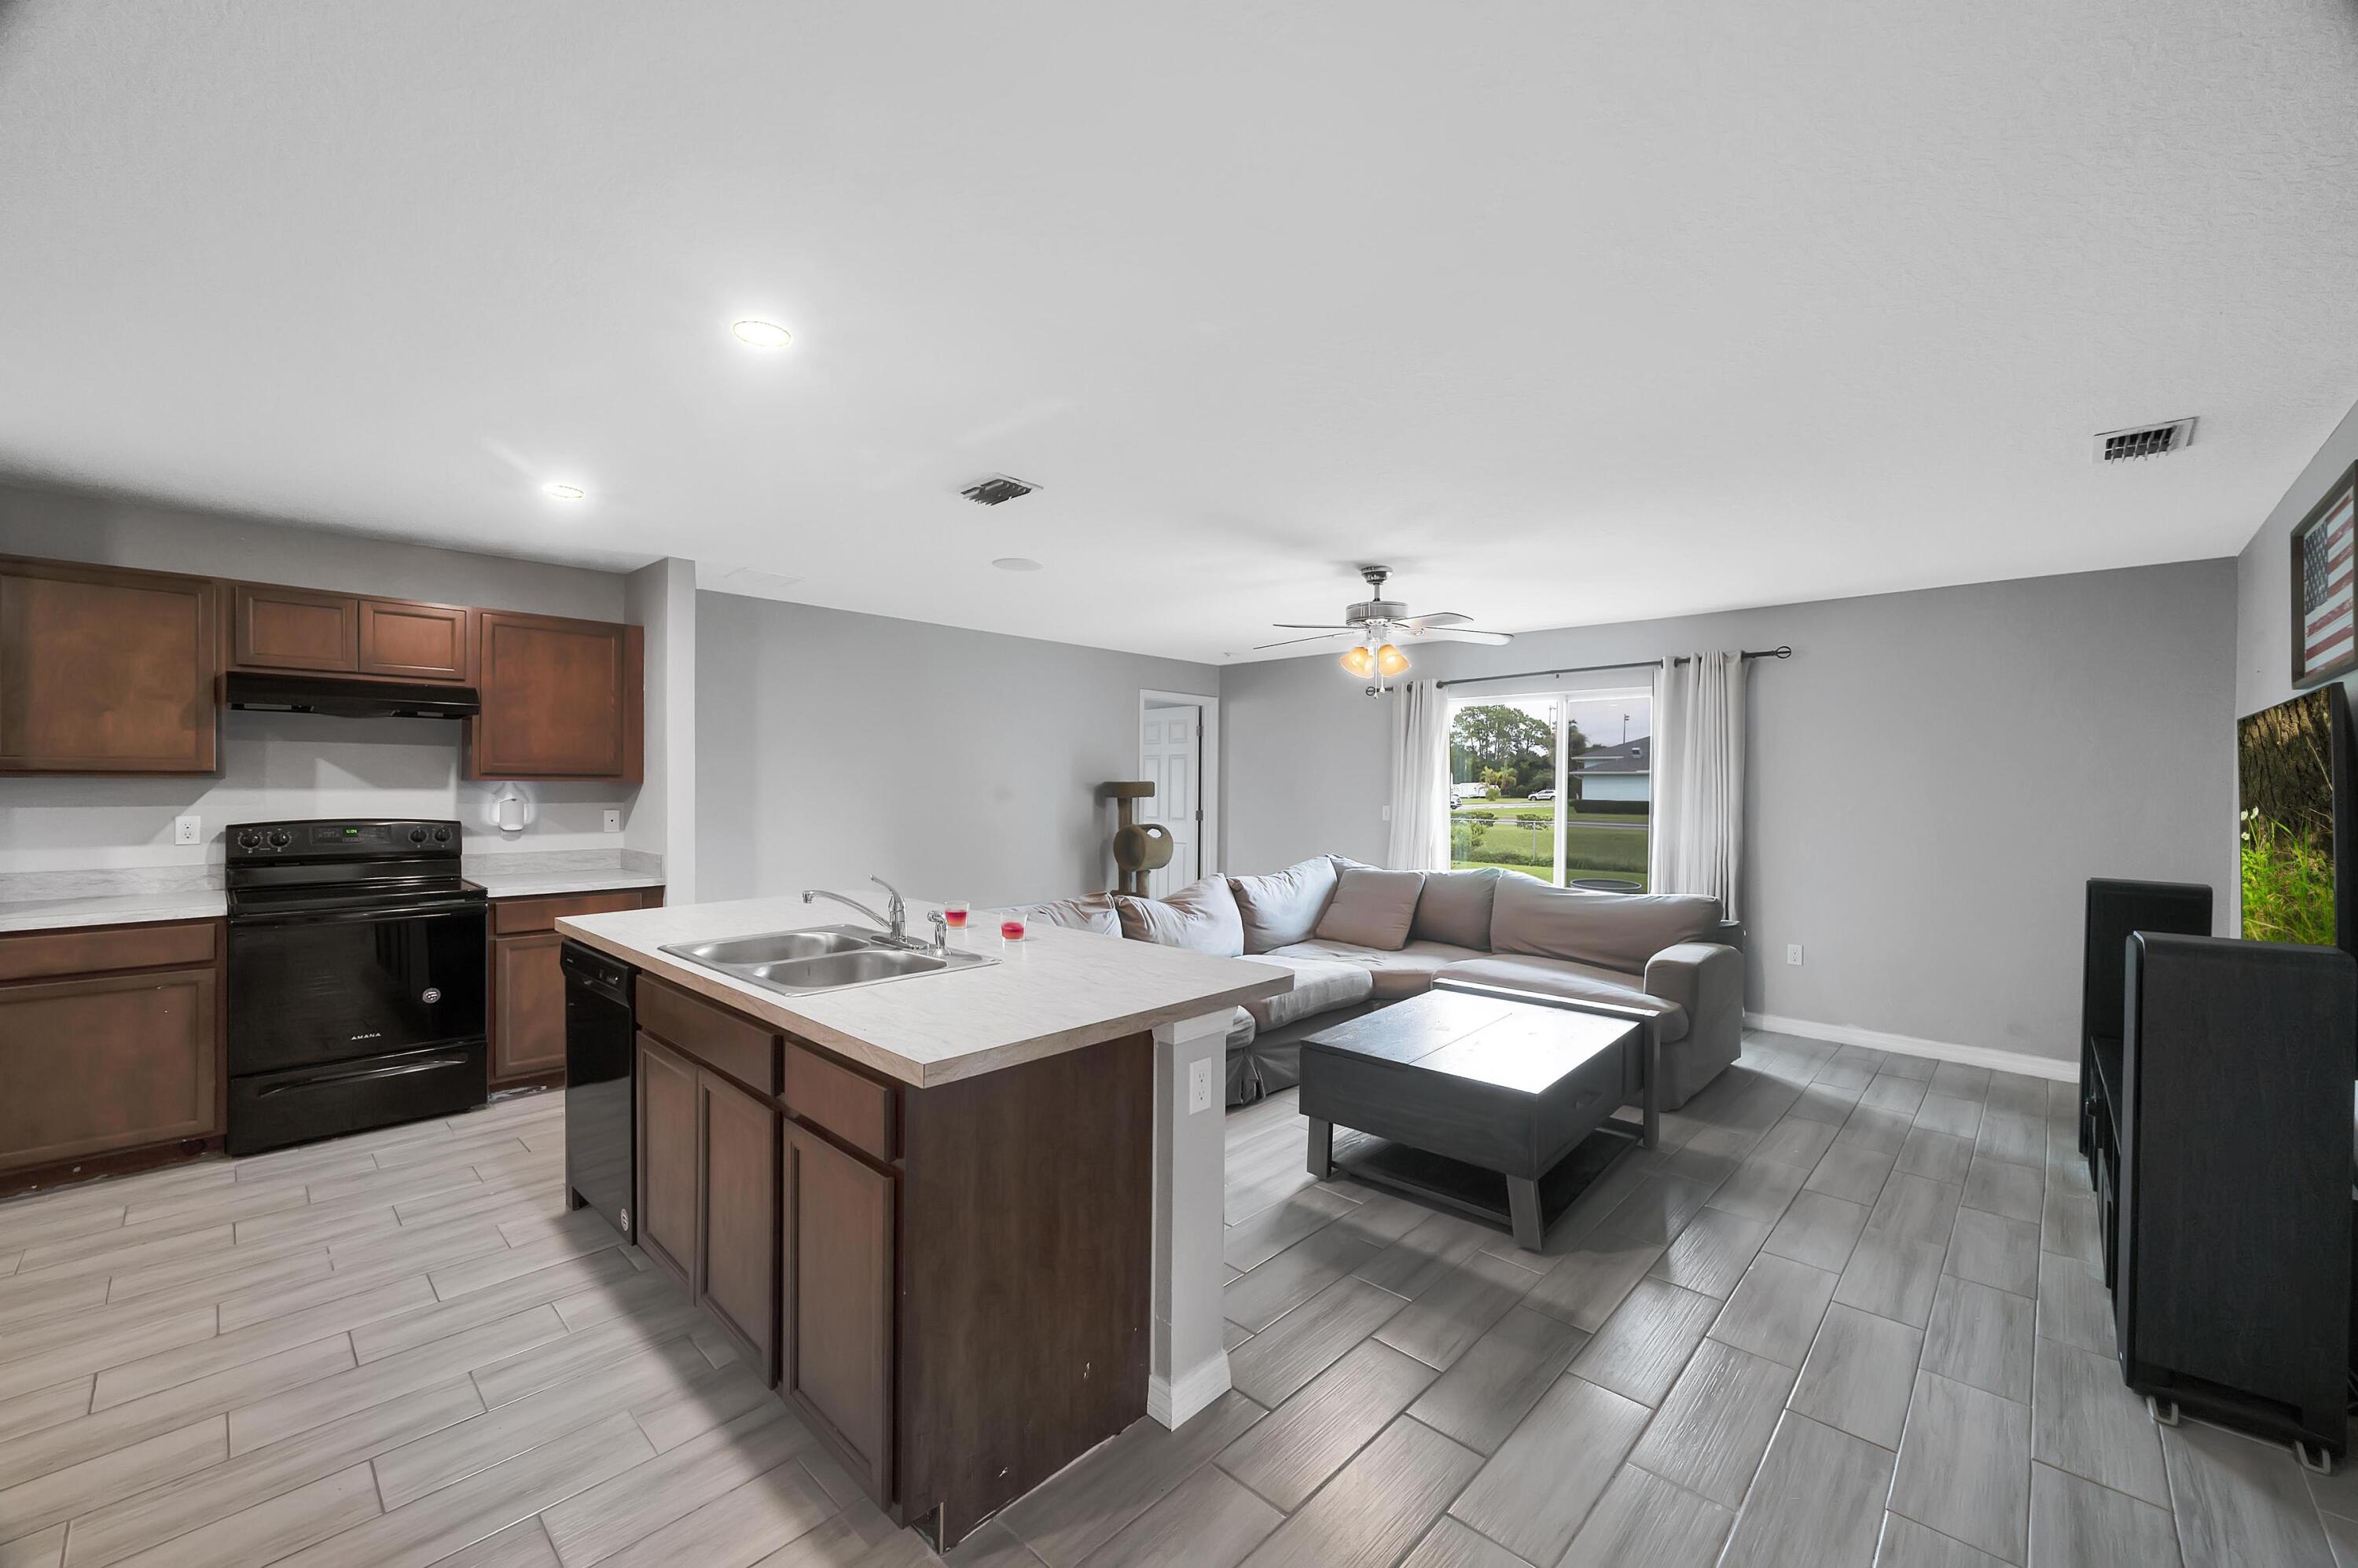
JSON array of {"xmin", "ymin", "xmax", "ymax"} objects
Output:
[
  {"xmin": 960, "ymin": 475, "xmax": 1038, "ymax": 505},
  {"xmin": 2093, "ymin": 417, "xmax": 2195, "ymax": 463}
]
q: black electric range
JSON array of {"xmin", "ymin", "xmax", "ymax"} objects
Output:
[{"xmin": 225, "ymin": 817, "xmax": 488, "ymax": 1154}]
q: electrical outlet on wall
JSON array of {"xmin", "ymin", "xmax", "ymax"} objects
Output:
[
  {"xmin": 602, "ymin": 809, "xmax": 622, "ymax": 833},
  {"xmin": 174, "ymin": 816, "xmax": 202, "ymax": 846},
  {"xmin": 1787, "ymin": 943, "xmax": 1804, "ymax": 967}
]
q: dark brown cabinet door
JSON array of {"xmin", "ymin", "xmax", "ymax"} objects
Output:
[
  {"xmin": 490, "ymin": 931, "xmax": 567, "ymax": 1083},
  {"xmin": 783, "ymin": 1120, "xmax": 896, "ymax": 1502},
  {"xmin": 636, "ymin": 1031, "xmax": 699, "ymax": 1286},
  {"xmin": 0, "ymin": 966, "xmax": 219, "ymax": 1171},
  {"xmin": 0, "ymin": 558, "xmax": 218, "ymax": 773},
  {"xmin": 232, "ymin": 583, "xmax": 360, "ymax": 673},
  {"xmin": 359, "ymin": 599, "xmax": 470, "ymax": 681},
  {"xmin": 700, "ymin": 1070, "xmax": 780, "ymax": 1379},
  {"xmin": 469, "ymin": 611, "xmax": 642, "ymax": 781}
]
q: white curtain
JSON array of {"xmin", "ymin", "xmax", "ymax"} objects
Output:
[
  {"xmin": 1651, "ymin": 652, "xmax": 1747, "ymax": 916},
  {"xmin": 1386, "ymin": 678, "xmax": 1451, "ymax": 870}
]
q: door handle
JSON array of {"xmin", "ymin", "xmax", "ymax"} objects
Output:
[{"xmin": 255, "ymin": 1056, "xmax": 472, "ymax": 1096}]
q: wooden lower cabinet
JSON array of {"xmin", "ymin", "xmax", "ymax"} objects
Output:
[
  {"xmin": 490, "ymin": 931, "xmax": 567, "ymax": 1081},
  {"xmin": 783, "ymin": 1119, "xmax": 895, "ymax": 1501},
  {"xmin": 488, "ymin": 887, "xmax": 662, "ymax": 1088},
  {"xmin": 700, "ymin": 1070, "xmax": 780, "ymax": 1379},
  {"xmin": 635, "ymin": 1032, "xmax": 700, "ymax": 1284},
  {"xmin": 0, "ymin": 921, "xmax": 223, "ymax": 1180}
]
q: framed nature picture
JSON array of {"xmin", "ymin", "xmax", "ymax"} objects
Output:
[{"xmin": 2290, "ymin": 460, "xmax": 2358, "ymax": 686}]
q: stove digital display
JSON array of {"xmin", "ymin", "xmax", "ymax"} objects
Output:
[{"xmin": 310, "ymin": 824, "xmax": 391, "ymax": 844}]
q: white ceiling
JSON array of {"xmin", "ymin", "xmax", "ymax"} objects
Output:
[{"xmin": 2, "ymin": 3, "xmax": 2355, "ymax": 663}]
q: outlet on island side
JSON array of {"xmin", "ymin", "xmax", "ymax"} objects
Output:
[
  {"xmin": 1787, "ymin": 943, "xmax": 1804, "ymax": 967},
  {"xmin": 1188, "ymin": 1057, "xmax": 1214, "ymax": 1114}
]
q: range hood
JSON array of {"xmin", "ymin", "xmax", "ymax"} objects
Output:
[{"xmin": 224, "ymin": 672, "xmax": 480, "ymax": 720}]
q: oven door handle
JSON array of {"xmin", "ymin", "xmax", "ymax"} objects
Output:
[
  {"xmin": 255, "ymin": 1056, "xmax": 475, "ymax": 1096},
  {"xmin": 230, "ymin": 900, "xmax": 487, "ymax": 927}
]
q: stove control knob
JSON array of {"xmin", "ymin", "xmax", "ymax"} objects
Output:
[
  {"xmin": 410, "ymin": 827, "xmax": 428, "ymax": 845},
  {"xmin": 268, "ymin": 829, "xmax": 290, "ymax": 848},
  {"xmin": 237, "ymin": 830, "xmax": 260, "ymax": 850},
  {"xmin": 432, "ymin": 827, "xmax": 451, "ymax": 843}
]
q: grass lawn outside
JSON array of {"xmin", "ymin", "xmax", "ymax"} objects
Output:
[
  {"xmin": 1449, "ymin": 813, "xmax": 1649, "ymax": 887},
  {"xmin": 1453, "ymin": 801, "xmax": 1649, "ymax": 825}
]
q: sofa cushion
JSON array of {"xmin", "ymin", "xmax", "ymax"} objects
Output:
[
  {"xmin": 1243, "ymin": 955, "xmax": 1376, "ymax": 1030},
  {"xmin": 1228, "ymin": 857, "xmax": 1340, "ymax": 953},
  {"xmin": 1314, "ymin": 866, "xmax": 1425, "ymax": 951},
  {"xmin": 1411, "ymin": 868, "xmax": 1500, "ymax": 949},
  {"xmin": 1114, "ymin": 876, "xmax": 1245, "ymax": 957},
  {"xmin": 1266, "ymin": 938, "xmax": 1483, "ymax": 1001},
  {"xmin": 1435, "ymin": 954, "xmax": 1691, "ymax": 1041},
  {"xmin": 1008, "ymin": 894, "xmax": 1121, "ymax": 936},
  {"xmin": 1488, "ymin": 874, "xmax": 1721, "ymax": 973}
]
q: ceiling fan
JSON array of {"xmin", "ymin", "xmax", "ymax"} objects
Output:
[{"xmin": 1258, "ymin": 565, "xmax": 1513, "ymax": 691}]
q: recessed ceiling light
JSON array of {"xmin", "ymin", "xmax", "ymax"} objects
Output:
[
  {"xmin": 542, "ymin": 483, "xmax": 587, "ymax": 501},
  {"xmin": 731, "ymin": 319, "xmax": 792, "ymax": 350},
  {"xmin": 992, "ymin": 557, "xmax": 1042, "ymax": 572}
]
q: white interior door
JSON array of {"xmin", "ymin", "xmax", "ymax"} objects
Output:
[{"xmin": 1139, "ymin": 706, "xmax": 1200, "ymax": 898}]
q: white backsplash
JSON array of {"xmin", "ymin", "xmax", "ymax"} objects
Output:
[{"xmin": 0, "ymin": 709, "xmax": 637, "ymax": 875}]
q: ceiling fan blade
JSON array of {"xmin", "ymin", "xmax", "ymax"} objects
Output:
[
  {"xmin": 1400, "ymin": 612, "xmax": 1471, "ymax": 630},
  {"xmin": 1269, "ymin": 622, "xmax": 1361, "ymax": 630},
  {"xmin": 1414, "ymin": 627, "xmax": 1514, "ymax": 646},
  {"xmin": 1252, "ymin": 630, "xmax": 1359, "ymax": 651}
]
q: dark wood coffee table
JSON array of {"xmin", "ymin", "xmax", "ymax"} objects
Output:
[{"xmin": 1299, "ymin": 979, "xmax": 1658, "ymax": 1250}]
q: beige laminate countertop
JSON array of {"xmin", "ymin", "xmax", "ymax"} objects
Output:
[
  {"xmin": 0, "ymin": 890, "xmax": 228, "ymax": 934},
  {"xmin": 558, "ymin": 894, "xmax": 1293, "ymax": 1088}
]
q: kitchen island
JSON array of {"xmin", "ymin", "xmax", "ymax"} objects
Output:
[{"xmin": 556, "ymin": 894, "xmax": 1290, "ymax": 1550}]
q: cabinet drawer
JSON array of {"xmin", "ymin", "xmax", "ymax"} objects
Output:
[
  {"xmin": 785, "ymin": 1041, "xmax": 898, "ymax": 1163},
  {"xmin": 637, "ymin": 974, "xmax": 780, "ymax": 1096},
  {"xmin": 492, "ymin": 887, "xmax": 660, "ymax": 935},
  {"xmin": 0, "ymin": 920, "xmax": 218, "ymax": 984}
]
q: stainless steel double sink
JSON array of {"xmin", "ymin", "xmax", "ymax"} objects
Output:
[{"xmin": 660, "ymin": 923, "xmax": 998, "ymax": 998}]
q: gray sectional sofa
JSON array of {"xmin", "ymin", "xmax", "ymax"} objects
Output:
[{"xmin": 1017, "ymin": 857, "xmax": 1745, "ymax": 1111}]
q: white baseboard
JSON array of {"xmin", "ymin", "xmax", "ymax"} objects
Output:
[
  {"xmin": 1744, "ymin": 1012, "xmax": 2076, "ymax": 1083},
  {"xmin": 1148, "ymin": 1353, "xmax": 1233, "ymax": 1429}
]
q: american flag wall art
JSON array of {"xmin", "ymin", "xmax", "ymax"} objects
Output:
[{"xmin": 2293, "ymin": 462, "xmax": 2358, "ymax": 687}]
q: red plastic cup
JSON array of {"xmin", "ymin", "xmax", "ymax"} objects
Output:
[
  {"xmin": 943, "ymin": 902, "xmax": 968, "ymax": 929},
  {"xmin": 999, "ymin": 917, "xmax": 1027, "ymax": 942}
]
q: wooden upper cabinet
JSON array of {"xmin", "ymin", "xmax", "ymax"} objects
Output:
[
  {"xmin": 359, "ymin": 599, "xmax": 471, "ymax": 681},
  {"xmin": 469, "ymin": 610, "xmax": 643, "ymax": 781},
  {"xmin": 232, "ymin": 583, "xmax": 360, "ymax": 673},
  {"xmin": 0, "ymin": 556, "xmax": 218, "ymax": 774}
]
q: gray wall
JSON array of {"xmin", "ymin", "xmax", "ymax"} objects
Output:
[
  {"xmin": 1221, "ymin": 560, "xmax": 2239, "ymax": 1066},
  {"xmin": 625, "ymin": 557, "xmax": 698, "ymax": 901},
  {"xmin": 0, "ymin": 483, "xmax": 641, "ymax": 872},
  {"xmin": 696, "ymin": 593, "xmax": 1219, "ymax": 908},
  {"xmin": 2235, "ymin": 394, "xmax": 2358, "ymax": 720}
]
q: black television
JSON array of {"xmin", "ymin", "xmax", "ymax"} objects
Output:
[{"xmin": 2238, "ymin": 683, "xmax": 2358, "ymax": 957}]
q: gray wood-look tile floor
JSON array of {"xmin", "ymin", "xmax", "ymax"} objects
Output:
[{"xmin": 0, "ymin": 1030, "xmax": 2346, "ymax": 1568}]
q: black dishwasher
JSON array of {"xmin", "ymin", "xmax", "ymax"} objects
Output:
[{"xmin": 562, "ymin": 940, "xmax": 636, "ymax": 1241}]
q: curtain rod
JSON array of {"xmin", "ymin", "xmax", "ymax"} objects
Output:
[{"xmin": 1434, "ymin": 644, "xmax": 1791, "ymax": 690}]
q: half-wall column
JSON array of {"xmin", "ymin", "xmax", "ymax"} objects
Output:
[{"xmin": 1150, "ymin": 1008, "xmax": 1233, "ymax": 1427}]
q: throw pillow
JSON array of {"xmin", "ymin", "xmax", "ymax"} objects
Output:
[
  {"xmin": 1008, "ymin": 894, "xmax": 1121, "ymax": 936},
  {"xmin": 1114, "ymin": 876, "xmax": 1245, "ymax": 957},
  {"xmin": 1228, "ymin": 856, "xmax": 1340, "ymax": 953},
  {"xmin": 1409, "ymin": 867, "xmax": 1500, "ymax": 949},
  {"xmin": 1313, "ymin": 865, "xmax": 1426, "ymax": 952}
]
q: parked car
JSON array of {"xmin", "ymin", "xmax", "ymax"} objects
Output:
[{"xmin": 1529, "ymin": 788, "xmax": 1556, "ymax": 800}]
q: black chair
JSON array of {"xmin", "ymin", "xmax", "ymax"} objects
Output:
[
  {"xmin": 2080, "ymin": 879, "xmax": 2211, "ymax": 1173},
  {"xmin": 2116, "ymin": 932, "xmax": 2355, "ymax": 1461}
]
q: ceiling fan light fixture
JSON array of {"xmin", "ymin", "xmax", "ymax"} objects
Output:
[
  {"xmin": 1375, "ymin": 643, "xmax": 1410, "ymax": 678},
  {"xmin": 1339, "ymin": 644, "xmax": 1376, "ymax": 678}
]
